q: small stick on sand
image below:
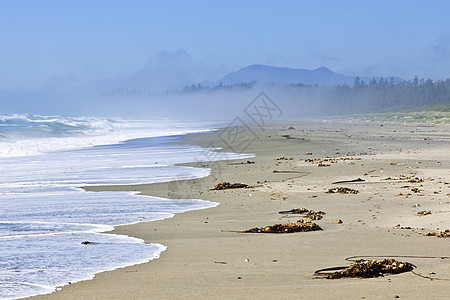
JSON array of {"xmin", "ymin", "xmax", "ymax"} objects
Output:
[{"xmin": 332, "ymin": 178, "xmax": 365, "ymax": 184}]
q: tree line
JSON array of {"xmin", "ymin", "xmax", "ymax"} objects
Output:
[
  {"xmin": 324, "ymin": 76, "xmax": 450, "ymax": 113},
  {"xmin": 178, "ymin": 76, "xmax": 450, "ymax": 113}
]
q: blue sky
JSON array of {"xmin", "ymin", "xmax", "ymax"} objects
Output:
[{"xmin": 1, "ymin": 0, "xmax": 450, "ymax": 90}]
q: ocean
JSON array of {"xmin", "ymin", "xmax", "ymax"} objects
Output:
[{"xmin": 0, "ymin": 114, "xmax": 251, "ymax": 299}]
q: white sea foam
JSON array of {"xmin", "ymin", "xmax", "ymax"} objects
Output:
[{"xmin": 0, "ymin": 114, "xmax": 215, "ymax": 157}]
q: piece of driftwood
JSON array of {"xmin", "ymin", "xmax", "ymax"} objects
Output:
[
  {"xmin": 332, "ymin": 178, "xmax": 365, "ymax": 184},
  {"xmin": 273, "ymin": 170, "xmax": 310, "ymax": 174}
]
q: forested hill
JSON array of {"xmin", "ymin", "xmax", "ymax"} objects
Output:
[{"xmin": 214, "ymin": 64, "xmax": 402, "ymax": 87}]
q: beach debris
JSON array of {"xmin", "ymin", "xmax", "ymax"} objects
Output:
[
  {"xmin": 318, "ymin": 162, "xmax": 331, "ymax": 167},
  {"xmin": 395, "ymin": 224, "xmax": 413, "ymax": 229},
  {"xmin": 273, "ymin": 170, "xmax": 309, "ymax": 174},
  {"xmin": 81, "ymin": 241, "xmax": 99, "ymax": 245},
  {"xmin": 279, "ymin": 208, "xmax": 309, "ymax": 214},
  {"xmin": 411, "ymin": 188, "xmax": 422, "ymax": 193},
  {"xmin": 215, "ymin": 261, "xmax": 227, "ymax": 264},
  {"xmin": 226, "ymin": 222, "xmax": 322, "ymax": 234},
  {"xmin": 397, "ymin": 192, "xmax": 412, "ymax": 198},
  {"xmin": 424, "ymin": 229, "xmax": 450, "ymax": 238},
  {"xmin": 276, "ymin": 157, "xmax": 294, "ymax": 160},
  {"xmin": 315, "ymin": 259, "xmax": 414, "ymax": 279},
  {"xmin": 212, "ymin": 182, "xmax": 252, "ymax": 190},
  {"xmin": 305, "ymin": 156, "xmax": 361, "ymax": 167},
  {"xmin": 286, "ymin": 136, "xmax": 305, "ymax": 140},
  {"xmin": 408, "ymin": 177, "xmax": 423, "ymax": 183},
  {"xmin": 408, "ymin": 177, "xmax": 424, "ymax": 183},
  {"xmin": 229, "ymin": 160, "xmax": 255, "ymax": 165},
  {"xmin": 288, "ymin": 126, "xmax": 295, "ymax": 130},
  {"xmin": 382, "ymin": 176, "xmax": 424, "ymax": 183},
  {"xmin": 333, "ymin": 219, "xmax": 343, "ymax": 224},
  {"xmin": 416, "ymin": 210, "xmax": 432, "ymax": 216},
  {"xmin": 383, "ymin": 176, "xmax": 404, "ymax": 181},
  {"xmin": 332, "ymin": 178, "xmax": 365, "ymax": 184},
  {"xmin": 304, "ymin": 211, "xmax": 325, "ymax": 220},
  {"xmin": 278, "ymin": 208, "xmax": 325, "ymax": 220},
  {"xmin": 305, "ymin": 158, "xmax": 334, "ymax": 164},
  {"xmin": 326, "ymin": 187, "xmax": 359, "ymax": 194}
]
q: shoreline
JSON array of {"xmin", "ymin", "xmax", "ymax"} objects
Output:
[{"xmin": 30, "ymin": 120, "xmax": 450, "ymax": 299}]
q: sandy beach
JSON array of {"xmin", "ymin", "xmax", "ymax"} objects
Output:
[{"xmin": 29, "ymin": 119, "xmax": 450, "ymax": 300}]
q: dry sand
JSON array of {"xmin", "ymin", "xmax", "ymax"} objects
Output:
[{"xmin": 30, "ymin": 120, "xmax": 450, "ymax": 299}]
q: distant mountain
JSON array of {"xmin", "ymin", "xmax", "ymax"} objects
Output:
[{"xmin": 215, "ymin": 64, "xmax": 402, "ymax": 86}]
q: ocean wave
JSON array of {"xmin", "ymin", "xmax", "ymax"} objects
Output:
[{"xmin": 0, "ymin": 114, "xmax": 214, "ymax": 157}]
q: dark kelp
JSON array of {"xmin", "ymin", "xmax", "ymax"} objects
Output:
[
  {"xmin": 81, "ymin": 241, "xmax": 99, "ymax": 245},
  {"xmin": 326, "ymin": 187, "xmax": 359, "ymax": 194},
  {"xmin": 278, "ymin": 208, "xmax": 326, "ymax": 220},
  {"xmin": 315, "ymin": 259, "xmax": 414, "ymax": 279},
  {"xmin": 212, "ymin": 182, "xmax": 252, "ymax": 190},
  {"xmin": 425, "ymin": 229, "xmax": 450, "ymax": 238},
  {"xmin": 227, "ymin": 222, "xmax": 322, "ymax": 234}
]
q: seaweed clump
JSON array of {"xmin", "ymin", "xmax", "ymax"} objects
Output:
[
  {"xmin": 382, "ymin": 176, "xmax": 424, "ymax": 183},
  {"xmin": 212, "ymin": 182, "xmax": 252, "ymax": 190},
  {"xmin": 316, "ymin": 259, "xmax": 414, "ymax": 279},
  {"xmin": 425, "ymin": 229, "xmax": 450, "ymax": 238},
  {"xmin": 326, "ymin": 187, "xmax": 359, "ymax": 194},
  {"xmin": 240, "ymin": 222, "xmax": 322, "ymax": 234},
  {"xmin": 279, "ymin": 208, "xmax": 326, "ymax": 220},
  {"xmin": 416, "ymin": 210, "xmax": 432, "ymax": 216},
  {"xmin": 276, "ymin": 157, "xmax": 294, "ymax": 160}
]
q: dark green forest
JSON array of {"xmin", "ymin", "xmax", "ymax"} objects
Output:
[{"xmin": 325, "ymin": 76, "xmax": 450, "ymax": 113}]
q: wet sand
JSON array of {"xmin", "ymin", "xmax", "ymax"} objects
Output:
[{"xmin": 30, "ymin": 120, "xmax": 450, "ymax": 299}]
